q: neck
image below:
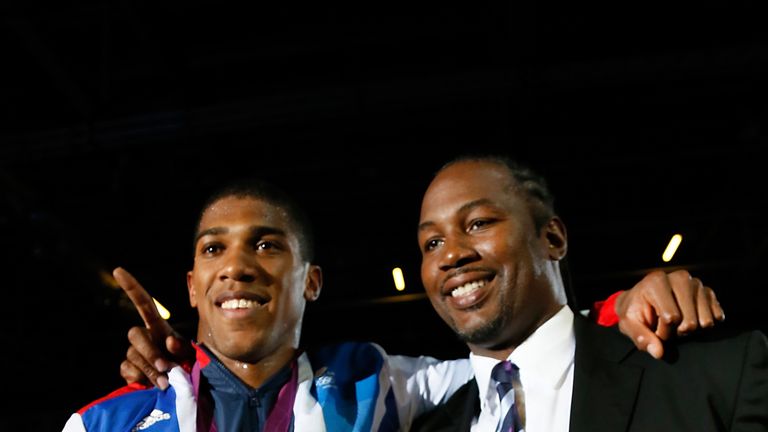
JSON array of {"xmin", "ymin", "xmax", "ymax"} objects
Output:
[
  {"xmin": 206, "ymin": 344, "xmax": 298, "ymax": 389},
  {"xmin": 466, "ymin": 303, "xmax": 567, "ymax": 361}
]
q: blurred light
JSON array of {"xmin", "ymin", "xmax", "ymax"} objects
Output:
[
  {"xmin": 392, "ymin": 267, "xmax": 406, "ymax": 291},
  {"xmin": 153, "ymin": 298, "xmax": 171, "ymax": 320},
  {"xmin": 99, "ymin": 270, "xmax": 120, "ymax": 289},
  {"xmin": 662, "ymin": 234, "xmax": 683, "ymax": 262}
]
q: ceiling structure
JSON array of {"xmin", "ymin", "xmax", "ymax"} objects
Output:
[{"xmin": 2, "ymin": 2, "xmax": 767, "ymax": 429}]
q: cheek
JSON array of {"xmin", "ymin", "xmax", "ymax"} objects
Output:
[
  {"xmin": 188, "ymin": 277, "xmax": 201, "ymax": 306},
  {"xmin": 486, "ymin": 234, "xmax": 514, "ymax": 253},
  {"xmin": 273, "ymin": 265, "xmax": 307, "ymax": 308},
  {"xmin": 189, "ymin": 269, "xmax": 212, "ymax": 299},
  {"xmin": 522, "ymin": 237, "xmax": 548, "ymax": 276},
  {"xmin": 494, "ymin": 235, "xmax": 531, "ymax": 264},
  {"xmin": 272, "ymin": 291, "xmax": 306, "ymax": 331},
  {"xmin": 420, "ymin": 263, "xmax": 438, "ymax": 294}
]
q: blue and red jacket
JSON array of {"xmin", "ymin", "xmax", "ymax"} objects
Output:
[{"xmin": 62, "ymin": 341, "xmax": 475, "ymax": 432}]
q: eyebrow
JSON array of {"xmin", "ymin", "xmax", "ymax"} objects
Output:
[
  {"xmin": 193, "ymin": 225, "xmax": 288, "ymax": 245},
  {"xmin": 417, "ymin": 198, "xmax": 495, "ymax": 232}
]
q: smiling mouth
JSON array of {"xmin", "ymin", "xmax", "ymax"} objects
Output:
[
  {"xmin": 450, "ymin": 279, "xmax": 488, "ymax": 298},
  {"xmin": 218, "ymin": 294, "xmax": 269, "ymax": 310}
]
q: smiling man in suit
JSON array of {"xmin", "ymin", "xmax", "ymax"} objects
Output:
[{"xmin": 412, "ymin": 155, "xmax": 768, "ymax": 431}]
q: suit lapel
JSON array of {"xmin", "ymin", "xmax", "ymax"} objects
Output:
[
  {"xmin": 411, "ymin": 379, "xmax": 479, "ymax": 431},
  {"xmin": 569, "ymin": 315, "xmax": 643, "ymax": 432}
]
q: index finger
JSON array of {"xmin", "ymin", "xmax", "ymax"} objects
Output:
[
  {"xmin": 113, "ymin": 267, "xmax": 173, "ymax": 339},
  {"xmin": 619, "ymin": 316, "xmax": 665, "ymax": 359}
]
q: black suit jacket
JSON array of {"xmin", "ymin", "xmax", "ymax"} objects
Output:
[{"xmin": 410, "ymin": 313, "xmax": 768, "ymax": 431}]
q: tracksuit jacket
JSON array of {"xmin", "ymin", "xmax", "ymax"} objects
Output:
[
  {"xmin": 62, "ymin": 341, "xmax": 474, "ymax": 432},
  {"xmin": 63, "ymin": 297, "xmax": 619, "ymax": 431}
]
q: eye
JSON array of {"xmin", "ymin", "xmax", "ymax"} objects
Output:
[
  {"xmin": 468, "ymin": 218, "xmax": 495, "ymax": 231},
  {"xmin": 200, "ymin": 242, "xmax": 223, "ymax": 255},
  {"xmin": 423, "ymin": 238, "xmax": 444, "ymax": 252},
  {"xmin": 256, "ymin": 240, "xmax": 275, "ymax": 250},
  {"xmin": 254, "ymin": 239, "xmax": 285, "ymax": 253}
]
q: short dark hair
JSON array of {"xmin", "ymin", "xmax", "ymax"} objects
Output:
[
  {"xmin": 193, "ymin": 179, "xmax": 315, "ymax": 262},
  {"xmin": 438, "ymin": 154, "xmax": 556, "ymax": 231}
]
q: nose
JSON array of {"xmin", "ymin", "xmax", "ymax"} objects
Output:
[
  {"xmin": 219, "ymin": 248, "xmax": 258, "ymax": 283},
  {"xmin": 437, "ymin": 237, "xmax": 479, "ymax": 271}
]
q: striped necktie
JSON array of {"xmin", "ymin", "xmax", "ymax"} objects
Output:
[{"xmin": 491, "ymin": 360, "xmax": 524, "ymax": 432}]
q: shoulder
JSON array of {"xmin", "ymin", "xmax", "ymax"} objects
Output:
[
  {"xmin": 74, "ymin": 385, "xmax": 167, "ymax": 431},
  {"xmin": 576, "ymin": 311, "xmax": 767, "ymax": 360},
  {"xmin": 72, "ymin": 365, "xmax": 195, "ymax": 432},
  {"xmin": 75, "ymin": 383, "xmax": 153, "ymax": 416},
  {"xmin": 307, "ymin": 341, "xmax": 474, "ymax": 379},
  {"xmin": 308, "ymin": 341, "xmax": 387, "ymax": 367},
  {"xmin": 574, "ymin": 313, "xmax": 768, "ymax": 372},
  {"xmin": 630, "ymin": 328, "xmax": 768, "ymax": 426},
  {"xmin": 646, "ymin": 326, "xmax": 765, "ymax": 363},
  {"xmin": 304, "ymin": 341, "xmax": 392, "ymax": 387},
  {"xmin": 657, "ymin": 327, "xmax": 768, "ymax": 371},
  {"xmin": 587, "ymin": 314, "xmax": 767, "ymax": 378}
]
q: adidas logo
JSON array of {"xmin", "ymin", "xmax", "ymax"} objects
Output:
[
  {"xmin": 132, "ymin": 409, "xmax": 172, "ymax": 431},
  {"xmin": 315, "ymin": 368, "xmax": 337, "ymax": 388}
]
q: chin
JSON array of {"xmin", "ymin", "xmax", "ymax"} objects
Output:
[{"xmin": 455, "ymin": 309, "xmax": 508, "ymax": 344}]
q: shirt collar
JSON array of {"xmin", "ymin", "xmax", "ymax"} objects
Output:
[{"xmin": 470, "ymin": 305, "xmax": 575, "ymax": 409}]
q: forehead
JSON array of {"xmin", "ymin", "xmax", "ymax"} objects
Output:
[
  {"xmin": 199, "ymin": 196, "xmax": 292, "ymax": 231},
  {"xmin": 420, "ymin": 161, "xmax": 520, "ymax": 217}
]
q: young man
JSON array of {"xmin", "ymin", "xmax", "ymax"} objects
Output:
[
  {"xmin": 64, "ymin": 180, "xmax": 479, "ymax": 431},
  {"xmin": 411, "ymin": 155, "xmax": 768, "ymax": 431},
  {"xmin": 65, "ymin": 176, "xmax": 726, "ymax": 431}
]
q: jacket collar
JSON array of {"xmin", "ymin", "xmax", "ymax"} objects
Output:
[{"xmin": 569, "ymin": 315, "xmax": 642, "ymax": 432}]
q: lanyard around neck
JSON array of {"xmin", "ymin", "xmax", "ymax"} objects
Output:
[{"xmin": 192, "ymin": 358, "xmax": 300, "ymax": 432}]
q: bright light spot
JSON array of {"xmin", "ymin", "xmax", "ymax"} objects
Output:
[
  {"xmin": 153, "ymin": 298, "xmax": 171, "ymax": 320},
  {"xmin": 99, "ymin": 270, "xmax": 120, "ymax": 289},
  {"xmin": 392, "ymin": 267, "xmax": 406, "ymax": 291},
  {"xmin": 662, "ymin": 234, "xmax": 683, "ymax": 262}
]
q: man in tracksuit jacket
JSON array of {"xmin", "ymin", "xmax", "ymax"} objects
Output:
[{"xmin": 64, "ymin": 180, "xmax": 476, "ymax": 432}]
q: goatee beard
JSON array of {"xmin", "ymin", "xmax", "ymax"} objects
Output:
[{"xmin": 456, "ymin": 313, "xmax": 505, "ymax": 345}]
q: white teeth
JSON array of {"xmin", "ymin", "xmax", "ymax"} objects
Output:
[
  {"xmin": 221, "ymin": 299, "xmax": 255, "ymax": 309},
  {"xmin": 451, "ymin": 280, "xmax": 486, "ymax": 297}
]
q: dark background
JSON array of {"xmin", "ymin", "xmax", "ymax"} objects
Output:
[{"xmin": 2, "ymin": 2, "xmax": 767, "ymax": 430}]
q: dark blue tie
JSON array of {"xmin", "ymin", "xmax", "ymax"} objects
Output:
[{"xmin": 491, "ymin": 360, "xmax": 524, "ymax": 432}]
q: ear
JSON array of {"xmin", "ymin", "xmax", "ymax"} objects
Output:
[
  {"xmin": 187, "ymin": 270, "xmax": 198, "ymax": 307},
  {"xmin": 303, "ymin": 264, "xmax": 323, "ymax": 302},
  {"xmin": 543, "ymin": 217, "xmax": 568, "ymax": 261}
]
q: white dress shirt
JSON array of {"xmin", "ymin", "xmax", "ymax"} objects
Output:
[{"xmin": 470, "ymin": 305, "xmax": 576, "ymax": 432}]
